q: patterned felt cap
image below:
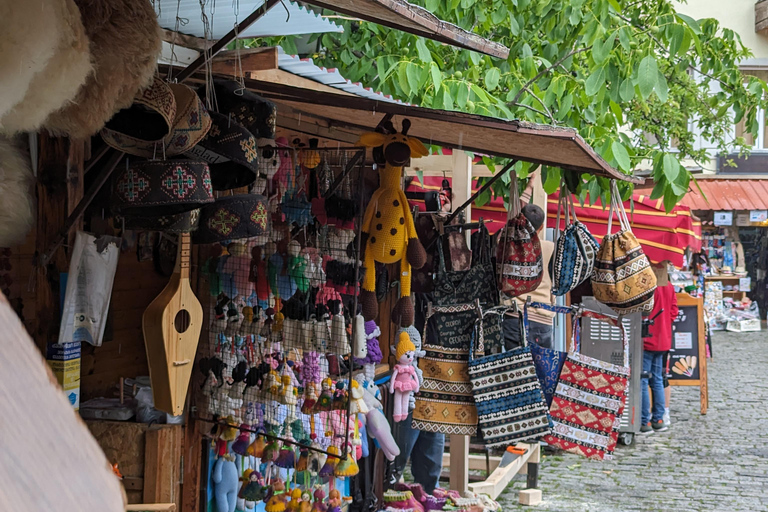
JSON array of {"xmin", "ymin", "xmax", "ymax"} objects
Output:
[
  {"xmin": 193, "ymin": 194, "xmax": 270, "ymax": 244},
  {"xmin": 101, "ymin": 76, "xmax": 177, "ymax": 145},
  {"xmin": 112, "ymin": 159, "xmax": 214, "ymax": 217},
  {"xmin": 212, "ymin": 79, "xmax": 276, "ymax": 139},
  {"xmin": 185, "ymin": 111, "xmax": 258, "ymax": 190},
  {"xmin": 120, "ymin": 208, "xmax": 200, "ymax": 233}
]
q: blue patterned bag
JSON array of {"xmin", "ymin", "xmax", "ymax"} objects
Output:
[
  {"xmin": 524, "ymin": 302, "xmax": 571, "ymax": 407},
  {"xmin": 552, "ymin": 190, "xmax": 599, "ymax": 296},
  {"xmin": 467, "ymin": 306, "xmax": 552, "ymax": 448}
]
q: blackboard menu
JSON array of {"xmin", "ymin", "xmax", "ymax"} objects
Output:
[{"xmin": 669, "ymin": 304, "xmax": 700, "ymax": 381}]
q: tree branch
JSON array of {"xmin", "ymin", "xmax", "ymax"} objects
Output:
[
  {"xmin": 509, "ymin": 47, "xmax": 591, "ymax": 106},
  {"xmin": 509, "ymin": 102, "xmax": 554, "ymax": 120},
  {"xmin": 514, "ymin": 86, "xmax": 558, "ymax": 123}
]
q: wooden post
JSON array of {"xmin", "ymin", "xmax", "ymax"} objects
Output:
[
  {"xmin": 448, "ymin": 150, "xmax": 472, "ymax": 494},
  {"xmin": 144, "ymin": 425, "xmax": 183, "ymax": 508}
]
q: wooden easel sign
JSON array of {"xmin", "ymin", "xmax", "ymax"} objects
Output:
[{"xmin": 668, "ymin": 293, "xmax": 708, "ymax": 414}]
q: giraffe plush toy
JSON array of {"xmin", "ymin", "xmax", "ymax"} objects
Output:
[{"xmin": 356, "ymin": 119, "xmax": 428, "ymax": 326}]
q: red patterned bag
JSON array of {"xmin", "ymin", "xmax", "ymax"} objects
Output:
[
  {"xmin": 543, "ymin": 310, "xmax": 629, "ymax": 460},
  {"xmin": 496, "ymin": 176, "xmax": 542, "ymax": 297}
]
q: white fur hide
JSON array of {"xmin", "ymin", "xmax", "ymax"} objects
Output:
[
  {"xmin": 0, "ymin": 0, "xmax": 61, "ymax": 119},
  {"xmin": 0, "ymin": 137, "xmax": 34, "ymax": 247},
  {"xmin": 0, "ymin": 0, "xmax": 92, "ymax": 134}
]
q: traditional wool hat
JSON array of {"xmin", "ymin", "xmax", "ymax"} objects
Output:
[
  {"xmin": 43, "ymin": 0, "xmax": 162, "ymax": 138},
  {"xmin": 193, "ymin": 194, "xmax": 270, "ymax": 244},
  {"xmin": 0, "ymin": 0, "xmax": 92, "ymax": 134},
  {"xmin": 100, "ymin": 76, "xmax": 177, "ymax": 146},
  {"xmin": 112, "ymin": 159, "xmax": 214, "ymax": 217},
  {"xmin": 211, "ymin": 80, "xmax": 277, "ymax": 139},
  {"xmin": 186, "ymin": 111, "xmax": 258, "ymax": 190},
  {"xmin": 120, "ymin": 208, "xmax": 200, "ymax": 233},
  {"xmin": 101, "ymin": 83, "xmax": 211, "ymax": 158},
  {"xmin": 0, "ymin": 137, "xmax": 35, "ymax": 247}
]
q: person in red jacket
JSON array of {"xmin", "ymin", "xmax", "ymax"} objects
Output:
[{"xmin": 640, "ymin": 266, "xmax": 679, "ymax": 434}]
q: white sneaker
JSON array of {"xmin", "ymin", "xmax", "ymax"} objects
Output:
[{"xmin": 662, "ymin": 411, "xmax": 671, "ymax": 428}]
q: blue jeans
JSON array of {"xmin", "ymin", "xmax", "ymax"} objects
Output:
[
  {"xmin": 392, "ymin": 411, "xmax": 445, "ymax": 493},
  {"xmin": 642, "ymin": 350, "xmax": 666, "ymax": 425}
]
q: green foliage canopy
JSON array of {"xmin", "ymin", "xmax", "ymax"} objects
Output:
[{"xmin": 265, "ymin": 0, "xmax": 767, "ymax": 210}]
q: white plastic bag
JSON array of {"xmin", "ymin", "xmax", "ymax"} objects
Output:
[{"xmin": 58, "ymin": 232, "xmax": 120, "ymax": 346}]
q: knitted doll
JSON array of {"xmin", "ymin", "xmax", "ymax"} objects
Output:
[
  {"xmin": 222, "ymin": 242, "xmax": 254, "ymax": 302},
  {"xmin": 389, "ymin": 331, "xmax": 419, "ymax": 422},
  {"xmin": 395, "ymin": 325, "xmax": 424, "ymax": 412},
  {"xmin": 356, "ymin": 120, "xmax": 428, "ymax": 326}
]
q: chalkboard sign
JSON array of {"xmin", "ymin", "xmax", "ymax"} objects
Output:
[{"xmin": 667, "ymin": 293, "xmax": 708, "ymax": 415}]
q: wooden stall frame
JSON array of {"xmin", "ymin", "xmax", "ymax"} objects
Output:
[{"xmin": 668, "ymin": 293, "xmax": 708, "ymax": 415}]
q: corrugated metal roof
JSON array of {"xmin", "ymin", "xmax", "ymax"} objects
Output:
[
  {"xmin": 637, "ymin": 179, "xmax": 768, "ymax": 210},
  {"xmin": 277, "ymin": 48, "xmax": 406, "ymax": 104},
  {"xmin": 154, "ymin": 0, "xmax": 342, "ymax": 39}
]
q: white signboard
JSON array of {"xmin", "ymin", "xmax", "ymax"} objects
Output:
[
  {"xmin": 713, "ymin": 211, "xmax": 732, "ymax": 226},
  {"xmin": 736, "ymin": 213, "xmax": 750, "ymax": 226},
  {"xmin": 674, "ymin": 332, "xmax": 693, "ymax": 350},
  {"xmin": 750, "ymin": 210, "xmax": 768, "ymax": 223},
  {"xmin": 740, "ymin": 277, "xmax": 751, "ymax": 291}
]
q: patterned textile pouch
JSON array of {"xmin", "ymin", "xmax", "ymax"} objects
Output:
[
  {"xmin": 551, "ymin": 189, "xmax": 599, "ymax": 296},
  {"xmin": 543, "ymin": 309, "xmax": 629, "ymax": 460},
  {"xmin": 524, "ymin": 301, "xmax": 571, "ymax": 407},
  {"xmin": 591, "ymin": 180, "xmax": 657, "ymax": 314},
  {"xmin": 496, "ymin": 176, "xmax": 542, "ymax": 298},
  {"xmin": 468, "ymin": 305, "xmax": 552, "ymax": 447}
]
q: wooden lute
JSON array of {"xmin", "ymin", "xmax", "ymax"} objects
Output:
[{"xmin": 142, "ymin": 233, "xmax": 203, "ymax": 416}]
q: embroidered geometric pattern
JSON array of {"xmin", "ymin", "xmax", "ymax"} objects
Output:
[
  {"xmin": 161, "ymin": 166, "xmax": 197, "ymax": 199},
  {"xmin": 250, "ymin": 202, "xmax": 268, "ymax": 229},
  {"xmin": 240, "ymin": 136, "xmax": 258, "ymax": 162},
  {"xmin": 497, "ymin": 214, "xmax": 543, "ymax": 297},
  {"xmin": 208, "ymin": 208, "xmax": 239, "ymax": 236},
  {"xmin": 116, "ymin": 168, "xmax": 150, "ymax": 202}
]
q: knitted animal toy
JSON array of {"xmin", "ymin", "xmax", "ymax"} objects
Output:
[
  {"xmin": 212, "ymin": 456, "xmax": 239, "ymax": 512},
  {"xmin": 389, "ymin": 331, "xmax": 419, "ymax": 422},
  {"xmin": 356, "ymin": 119, "xmax": 428, "ymax": 326}
]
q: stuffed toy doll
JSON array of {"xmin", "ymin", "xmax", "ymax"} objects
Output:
[
  {"xmin": 212, "ymin": 455, "xmax": 239, "ymax": 512},
  {"xmin": 389, "ymin": 331, "xmax": 419, "ymax": 422},
  {"xmin": 355, "ymin": 119, "xmax": 428, "ymax": 326},
  {"xmin": 222, "ymin": 242, "xmax": 255, "ymax": 302}
]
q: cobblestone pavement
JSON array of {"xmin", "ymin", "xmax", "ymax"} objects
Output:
[{"xmin": 498, "ymin": 330, "xmax": 768, "ymax": 512}]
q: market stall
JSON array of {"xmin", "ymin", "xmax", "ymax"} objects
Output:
[{"xmin": 1, "ymin": 1, "xmax": 655, "ymax": 512}]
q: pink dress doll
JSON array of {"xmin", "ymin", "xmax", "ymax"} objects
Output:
[{"xmin": 389, "ymin": 331, "xmax": 419, "ymax": 422}]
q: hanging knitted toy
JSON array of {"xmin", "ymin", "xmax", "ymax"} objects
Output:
[
  {"xmin": 222, "ymin": 242, "xmax": 255, "ymax": 302},
  {"xmin": 311, "ymin": 490, "xmax": 327, "ymax": 512},
  {"xmin": 389, "ymin": 332, "xmax": 419, "ymax": 422},
  {"xmin": 356, "ymin": 119, "xmax": 428, "ymax": 326},
  {"xmin": 251, "ymin": 246, "xmax": 271, "ymax": 307},
  {"xmin": 352, "ymin": 314, "xmax": 368, "ymax": 361}
]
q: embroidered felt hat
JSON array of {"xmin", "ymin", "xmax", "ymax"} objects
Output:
[
  {"xmin": 43, "ymin": 0, "xmax": 162, "ymax": 138},
  {"xmin": 193, "ymin": 194, "xmax": 270, "ymax": 244},
  {"xmin": 112, "ymin": 159, "xmax": 214, "ymax": 217},
  {"xmin": 0, "ymin": 0, "xmax": 92, "ymax": 134},
  {"xmin": 101, "ymin": 83, "xmax": 211, "ymax": 158},
  {"xmin": 211, "ymin": 80, "xmax": 277, "ymax": 139},
  {"xmin": 100, "ymin": 76, "xmax": 177, "ymax": 149},
  {"xmin": 120, "ymin": 208, "xmax": 200, "ymax": 233},
  {"xmin": 186, "ymin": 111, "xmax": 258, "ymax": 190}
]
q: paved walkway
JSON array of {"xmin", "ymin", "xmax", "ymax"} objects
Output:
[{"xmin": 499, "ymin": 330, "xmax": 768, "ymax": 512}]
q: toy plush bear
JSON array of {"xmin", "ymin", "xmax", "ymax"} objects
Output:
[{"xmin": 356, "ymin": 119, "xmax": 427, "ymax": 326}]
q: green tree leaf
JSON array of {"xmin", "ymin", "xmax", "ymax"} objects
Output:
[
  {"xmin": 484, "ymin": 67, "xmax": 501, "ymax": 90},
  {"xmin": 406, "ymin": 63, "xmax": 421, "ymax": 94},
  {"xmin": 457, "ymin": 82, "xmax": 469, "ymax": 108},
  {"xmin": 430, "ymin": 62, "xmax": 442, "ymax": 91},
  {"xmin": 662, "ymin": 153, "xmax": 680, "ymax": 183},
  {"xmin": 585, "ymin": 65, "xmax": 606, "ymax": 96},
  {"xmin": 655, "ymin": 71, "xmax": 669, "ymax": 103},
  {"xmin": 611, "ymin": 141, "xmax": 631, "ymax": 171},
  {"xmin": 676, "ymin": 13, "xmax": 701, "ymax": 34},
  {"xmin": 619, "ymin": 78, "xmax": 635, "ymax": 102},
  {"xmin": 416, "ymin": 39, "xmax": 432, "ymax": 63},
  {"xmin": 637, "ymin": 55, "xmax": 658, "ymax": 99}
]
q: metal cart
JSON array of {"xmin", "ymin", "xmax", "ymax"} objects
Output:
[{"xmin": 578, "ymin": 297, "xmax": 643, "ymax": 446}]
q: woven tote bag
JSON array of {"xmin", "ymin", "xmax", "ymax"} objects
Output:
[
  {"xmin": 524, "ymin": 301, "xmax": 570, "ymax": 407},
  {"xmin": 496, "ymin": 176, "xmax": 543, "ymax": 298},
  {"xmin": 543, "ymin": 310, "xmax": 629, "ymax": 460},
  {"xmin": 467, "ymin": 306, "xmax": 551, "ymax": 447},
  {"xmin": 591, "ymin": 181, "xmax": 656, "ymax": 314},
  {"xmin": 412, "ymin": 228, "xmax": 498, "ymax": 436},
  {"xmin": 551, "ymin": 190, "xmax": 599, "ymax": 296}
]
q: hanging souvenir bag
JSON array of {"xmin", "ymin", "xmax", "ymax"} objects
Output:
[
  {"xmin": 543, "ymin": 310, "xmax": 629, "ymax": 460},
  {"xmin": 412, "ymin": 224, "xmax": 498, "ymax": 436},
  {"xmin": 551, "ymin": 189, "xmax": 599, "ymax": 296},
  {"xmin": 496, "ymin": 174, "xmax": 543, "ymax": 297},
  {"xmin": 524, "ymin": 301, "xmax": 570, "ymax": 407},
  {"xmin": 591, "ymin": 181, "xmax": 657, "ymax": 314},
  {"xmin": 467, "ymin": 305, "xmax": 552, "ymax": 447}
]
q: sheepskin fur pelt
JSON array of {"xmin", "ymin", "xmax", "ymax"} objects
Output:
[
  {"xmin": 0, "ymin": 0, "xmax": 92, "ymax": 134},
  {"xmin": 0, "ymin": 137, "xmax": 35, "ymax": 248},
  {"xmin": 43, "ymin": 0, "xmax": 162, "ymax": 139},
  {"xmin": 0, "ymin": 1, "xmax": 62, "ymax": 119}
]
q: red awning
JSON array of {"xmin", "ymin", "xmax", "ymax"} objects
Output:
[
  {"xmin": 635, "ymin": 178, "xmax": 768, "ymax": 211},
  {"xmin": 547, "ymin": 192, "xmax": 702, "ymax": 268}
]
